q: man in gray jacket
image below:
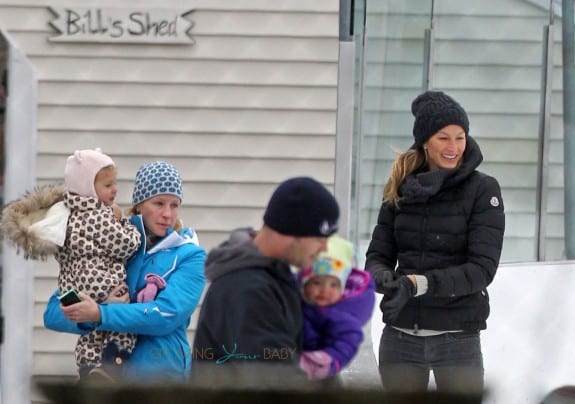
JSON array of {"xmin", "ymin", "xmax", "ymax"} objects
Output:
[{"xmin": 192, "ymin": 176, "xmax": 339, "ymax": 387}]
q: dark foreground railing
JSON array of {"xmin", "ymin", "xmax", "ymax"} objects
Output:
[{"xmin": 36, "ymin": 377, "xmax": 485, "ymax": 404}]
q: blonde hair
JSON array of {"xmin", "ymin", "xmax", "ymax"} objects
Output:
[{"xmin": 383, "ymin": 147, "xmax": 427, "ymax": 206}]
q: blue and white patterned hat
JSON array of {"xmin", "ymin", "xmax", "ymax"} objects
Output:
[
  {"xmin": 300, "ymin": 235, "xmax": 354, "ymax": 291},
  {"xmin": 132, "ymin": 161, "xmax": 183, "ymax": 205}
]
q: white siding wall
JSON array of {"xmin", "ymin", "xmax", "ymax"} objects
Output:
[{"xmin": 0, "ymin": 0, "xmax": 340, "ymax": 378}]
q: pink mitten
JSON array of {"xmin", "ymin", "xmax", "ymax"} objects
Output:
[
  {"xmin": 299, "ymin": 350, "xmax": 332, "ymax": 380},
  {"xmin": 136, "ymin": 274, "xmax": 167, "ymax": 303}
]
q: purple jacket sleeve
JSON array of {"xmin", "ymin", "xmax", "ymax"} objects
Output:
[
  {"xmin": 322, "ymin": 310, "xmax": 365, "ymax": 375},
  {"xmin": 302, "ymin": 271, "xmax": 376, "ymax": 376}
]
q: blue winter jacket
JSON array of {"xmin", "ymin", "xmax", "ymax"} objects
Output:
[{"xmin": 43, "ymin": 215, "xmax": 207, "ymax": 382}]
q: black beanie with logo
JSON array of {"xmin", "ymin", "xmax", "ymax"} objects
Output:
[{"xmin": 263, "ymin": 177, "xmax": 339, "ymax": 237}]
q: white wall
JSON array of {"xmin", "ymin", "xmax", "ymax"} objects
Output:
[
  {"xmin": 0, "ymin": 26, "xmax": 38, "ymax": 404},
  {"xmin": 0, "ymin": 0, "xmax": 341, "ymax": 379}
]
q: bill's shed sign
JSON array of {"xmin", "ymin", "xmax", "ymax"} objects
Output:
[{"xmin": 48, "ymin": 7, "xmax": 195, "ymax": 44}]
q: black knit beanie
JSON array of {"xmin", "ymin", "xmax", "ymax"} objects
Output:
[
  {"xmin": 263, "ymin": 177, "xmax": 339, "ymax": 237},
  {"xmin": 411, "ymin": 90, "xmax": 469, "ymax": 148}
]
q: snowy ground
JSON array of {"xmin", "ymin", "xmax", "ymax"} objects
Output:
[{"xmin": 341, "ymin": 261, "xmax": 575, "ymax": 403}]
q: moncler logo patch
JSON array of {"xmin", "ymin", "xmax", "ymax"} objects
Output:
[{"xmin": 490, "ymin": 196, "xmax": 500, "ymax": 207}]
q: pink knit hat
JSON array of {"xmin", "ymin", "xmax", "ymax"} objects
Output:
[{"xmin": 64, "ymin": 148, "xmax": 115, "ymax": 198}]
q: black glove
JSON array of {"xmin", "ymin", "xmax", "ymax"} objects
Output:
[
  {"xmin": 381, "ymin": 276, "xmax": 416, "ymax": 324},
  {"xmin": 371, "ymin": 269, "xmax": 399, "ymax": 293}
]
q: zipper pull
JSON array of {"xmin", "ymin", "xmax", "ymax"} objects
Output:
[{"xmin": 414, "ymin": 323, "xmax": 419, "ymax": 335}]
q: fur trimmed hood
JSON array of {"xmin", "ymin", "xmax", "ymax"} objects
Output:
[{"xmin": 1, "ymin": 184, "xmax": 67, "ymax": 259}]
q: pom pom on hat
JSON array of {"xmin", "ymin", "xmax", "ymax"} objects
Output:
[
  {"xmin": 132, "ymin": 161, "xmax": 183, "ymax": 205},
  {"xmin": 301, "ymin": 235, "xmax": 355, "ymax": 292},
  {"xmin": 411, "ymin": 90, "xmax": 469, "ymax": 148},
  {"xmin": 64, "ymin": 148, "xmax": 115, "ymax": 198},
  {"xmin": 263, "ymin": 177, "xmax": 339, "ymax": 237}
]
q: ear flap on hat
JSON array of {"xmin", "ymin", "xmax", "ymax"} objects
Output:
[{"xmin": 64, "ymin": 148, "xmax": 115, "ymax": 198}]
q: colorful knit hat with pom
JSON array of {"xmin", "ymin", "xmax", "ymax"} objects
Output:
[{"xmin": 300, "ymin": 235, "xmax": 355, "ymax": 292}]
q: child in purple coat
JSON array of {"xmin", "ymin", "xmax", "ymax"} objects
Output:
[{"xmin": 298, "ymin": 235, "xmax": 376, "ymax": 380}]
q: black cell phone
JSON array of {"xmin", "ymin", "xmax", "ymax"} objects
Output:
[{"xmin": 58, "ymin": 289, "xmax": 82, "ymax": 306}]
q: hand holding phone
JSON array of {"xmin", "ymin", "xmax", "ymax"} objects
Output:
[{"xmin": 58, "ymin": 289, "xmax": 82, "ymax": 306}]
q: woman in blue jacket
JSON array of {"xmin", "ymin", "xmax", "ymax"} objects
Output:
[{"xmin": 43, "ymin": 161, "xmax": 206, "ymax": 383}]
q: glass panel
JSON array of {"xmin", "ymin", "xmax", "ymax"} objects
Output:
[
  {"xmin": 349, "ymin": 0, "xmax": 365, "ymax": 245},
  {"xmin": 353, "ymin": 0, "xmax": 551, "ymax": 263},
  {"xmin": 353, "ymin": 0, "xmax": 433, "ymax": 258},
  {"xmin": 432, "ymin": 2, "xmax": 547, "ymax": 262},
  {"xmin": 545, "ymin": 19, "xmax": 566, "ymax": 260}
]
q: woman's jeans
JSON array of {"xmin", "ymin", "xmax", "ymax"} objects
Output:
[{"xmin": 378, "ymin": 326, "xmax": 484, "ymax": 394}]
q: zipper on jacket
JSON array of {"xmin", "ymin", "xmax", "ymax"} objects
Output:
[
  {"xmin": 418, "ymin": 206, "xmax": 429, "ymax": 274},
  {"xmin": 413, "ymin": 205, "xmax": 429, "ymax": 335}
]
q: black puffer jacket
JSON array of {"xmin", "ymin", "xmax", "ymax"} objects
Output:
[{"xmin": 366, "ymin": 136, "xmax": 505, "ymax": 331}]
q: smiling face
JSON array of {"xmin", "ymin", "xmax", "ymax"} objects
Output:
[
  {"xmin": 94, "ymin": 166, "xmax": 118, "ymax": 206},
  {"xmin": 424, "ymin": 124, "xmax": 467, "ymax": 171}
]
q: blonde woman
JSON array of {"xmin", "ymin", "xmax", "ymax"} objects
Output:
[{"xmin": 366, "ymin": 91, "xmax": 505, "ymax": 395}]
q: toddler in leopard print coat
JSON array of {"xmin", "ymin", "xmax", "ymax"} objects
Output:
[{"xmin": 1, "ymin": 148, "xmax": 141, "ymax": 380}]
